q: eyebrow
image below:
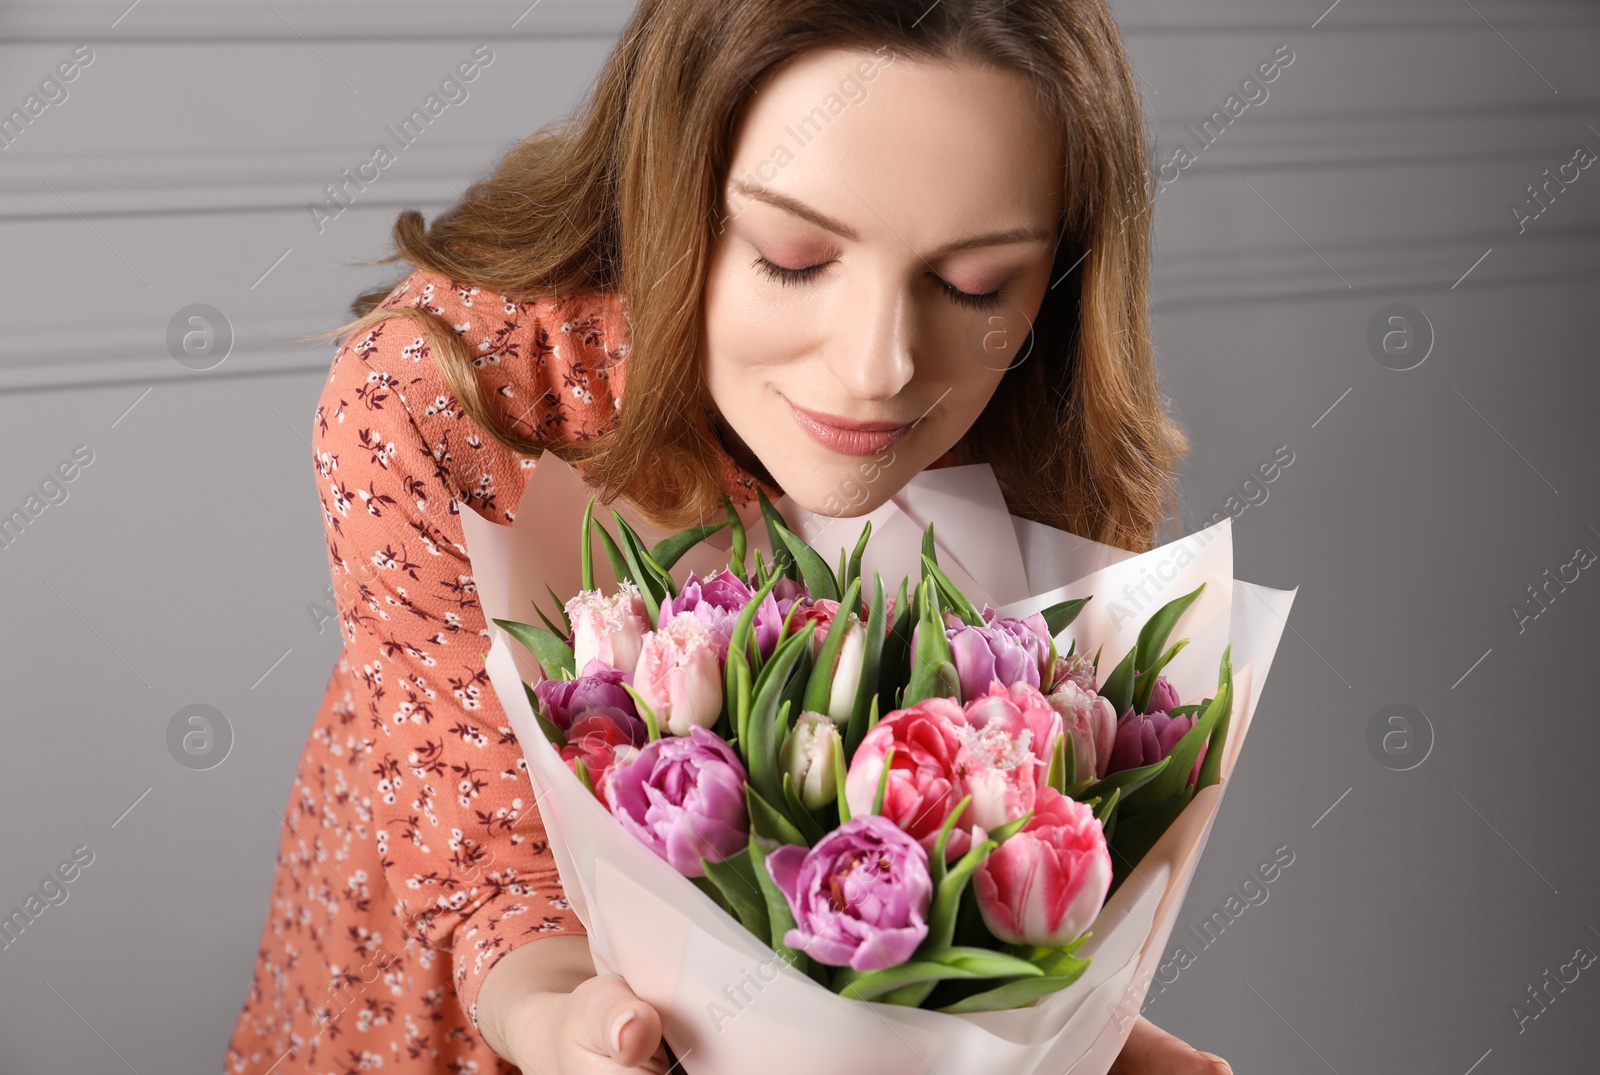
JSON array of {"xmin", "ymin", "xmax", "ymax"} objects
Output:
[{"xmin": 728, "ymin": 178, "xmax": 1055, "ymax": 258}]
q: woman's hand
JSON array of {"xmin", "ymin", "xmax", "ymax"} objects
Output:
[
  {"xmin": 478, "ymin": 935, "xmax": 670, "ymax": 1074},
  {"xmin": 1110, "ymin": 1015, "xmax": 1232, "ymax": 1075}
]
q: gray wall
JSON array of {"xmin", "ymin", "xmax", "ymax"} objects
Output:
[{"xmin": 1, "ymin": 0, "xmax": 1597, "ymax": 1071}]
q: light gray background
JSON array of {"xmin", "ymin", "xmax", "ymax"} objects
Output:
[{"xmin": 2, "ymin": 0, "xmax": 1598, "ymax": 1072}]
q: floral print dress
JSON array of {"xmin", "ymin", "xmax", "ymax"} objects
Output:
[{"xmin": 224, "ymin": 267, "xmax": 783, "ymax": 1073}]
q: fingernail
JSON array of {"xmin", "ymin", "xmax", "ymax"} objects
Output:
[
  {"xmin": 1200, "ymin": 1052, "xmax": 1232, "ymax": 1074},
  {"xmin": 610, "ymin": 1011, "xmax": 637, "ymax": 1053}
]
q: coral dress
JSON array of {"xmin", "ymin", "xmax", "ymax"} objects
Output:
[{"xmin": 225, "ymin": 267, "xmax": 784, "ymax": 1072}]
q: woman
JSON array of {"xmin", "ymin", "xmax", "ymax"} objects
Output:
[{"xmin": 228, "ymin": 1, "xmax": 1227, "ymax": 1072}]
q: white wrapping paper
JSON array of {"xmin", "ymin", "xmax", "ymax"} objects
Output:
[{"xmin": 463, "ymin": 457, "xmax": 1296, "ymax": 1075}]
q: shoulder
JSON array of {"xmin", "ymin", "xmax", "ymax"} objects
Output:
[{"xmin": 318, "ymin": 266, "xmax": 630, "ymax": 524}]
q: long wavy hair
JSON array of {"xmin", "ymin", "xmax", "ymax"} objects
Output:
[{"xmin": 313, "ymin": 0, "xmax": 1188, "ymax": 551}]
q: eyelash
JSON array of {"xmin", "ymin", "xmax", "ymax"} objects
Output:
[{"xmin": 750, "ymin": 256, "xmax": 1004, "ymax": 311}]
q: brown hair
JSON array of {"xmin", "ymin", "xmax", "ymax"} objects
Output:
[{"xmin": 314, "ymin": 0, "xmax": 1188, "ymax": 551}]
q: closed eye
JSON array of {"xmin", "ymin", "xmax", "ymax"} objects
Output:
[{"xmin": 750, "ymin": 255, "xmax": 1004, "ymax": 310}]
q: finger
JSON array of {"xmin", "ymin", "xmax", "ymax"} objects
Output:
[
  {"xmin": 571, "ymin": 974, "xmax": 664, "ymax": 1069},
  {"xmin": 1111, "ymin": 1015, "xmax": 1232, "ymax": 1075}
]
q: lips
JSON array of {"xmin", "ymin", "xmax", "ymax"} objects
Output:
[{"xmin": 783, "ymin": 397, "xmax": 916, "ymax": 457}]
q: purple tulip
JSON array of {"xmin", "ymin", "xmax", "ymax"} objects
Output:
[
  {"xmin": 605, "ymin": 725, "xmax": 749, "ymax": 877},
  {"xmin": 931, "ymin": 608, "xmax": 1054, "ymax": 702},
  {"xmin": 1144, "ymin": 674, "xmax": 1182, "ymax": 716},
  {"xmin": 534, "ymin": 658, "xmax": 645, "ymax": 739},
  {"xmin": 765, "ymin": 814, "xmax": 932, "ymax": 971},
  {"xmin": 656, "ymin": 568, "xmax": 796, "ymax": 659},
  {"xmin": 1105, "ymin": 708, "xmax": 1207, "ymax": 784}
]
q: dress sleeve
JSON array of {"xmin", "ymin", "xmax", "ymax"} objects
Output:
[{"xmin": 312, "ymin": 302, "xmax": 586, "ymax": 1032}]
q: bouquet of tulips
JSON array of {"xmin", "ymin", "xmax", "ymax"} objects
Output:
[
  {"xmin": 463, "ymin": 456, "xmax": 1293, "ymax": 1075},
  {"xmin": 495, "ymin": 489, "xmax": 1235, "ymax": 1015}
]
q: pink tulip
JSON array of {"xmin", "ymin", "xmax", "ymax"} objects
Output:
[
  {"xmin": 844, "ymin": 698, "xmax": 964, "ymax": 854},
  {"xmin": 961, "ymin": 680, "xmax": 1062, "ymax": 796},
  {"xmin": 633, "ymin": 611, "xmax": 725, "ymax": 736},
  {"xmin": 974, "ymin": 786, "xmax": 1112, "ymax": 947},
  {"xmin": 1050, "ymin": 650, "xmax": 1098, "ymax": 694},
  {"xmin": 1046, "ymin": 679, "xmax": 1118, "ymax": 784},
  {"xmin": 565, "ymin": 582, "xmax": 651, "ymax": 677}
]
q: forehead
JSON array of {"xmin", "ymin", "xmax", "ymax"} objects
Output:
[{"xmin": 728, "ymin": 47, "xmax": 1065, "ymax": 237}]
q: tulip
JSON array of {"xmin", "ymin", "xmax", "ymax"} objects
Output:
[
  {"xmin": 1049, "ymin": 650, "xmax": 1098, "ymax": 694},
  {"xmin": 951, "ymin": 716, "xmax": 1037, "ymax": 835},
  {"xmin": 765, "ymin": 814, "xmax": 932, "ymax": 970},
  {"xmin": 561, "ymin": 712, "xmax": 643, "ymax": 807},
  {"xmin": 940, "ymin": 608, "xmax": 1054, "ymax": 702},
  {"xmin": 973, "ymin": 786, "xmax": 1112, "ymax": 947},
  {"xmin": 605, "ymin": 725, "xmax": 749, "ymax": 877},
  {"xmin": 1144, "ymin": 674, "xmax": 1182, "ymax": 716},
  {"xmin": 565, "ymin": 582, "xmax": 651, "ymax": 676},
  {"xmin": 819, "ymin": 614, "xmax": 867, "ymax": 725},
  {"xmin": 1106, "ymin": 707, "xmax": 1207, "ymax": 784},
  {"xmin": 633, "ymin": 611, "xmax": 726, "ymax": 736},
  {"xmin": 780, "ymin": 712, "xmax": 840, "ymax": 809},
  {"xmin": 534, "ymin": 658, "xmax": 643, "ymax": 735},
  {"xmin": 843, "ymin": 698, "xmax": 964, "ymax": 853},
  {"xmin": 960, "ymin": 679, "xmax": 1061, "ymax": 802},
  {"xmin": 1046, "ymin": 678, "xmax": 1117, "ymax": 784}
]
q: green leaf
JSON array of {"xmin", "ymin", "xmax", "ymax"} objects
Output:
[
  {"xmin": 1132, "ymin": 637, "xmax": 1191, "ymax": 715},
  {"xmin": 1094, "ymin": 785, "xmax": 1121, "ymax": 827},
  {"xmin": 780, "ymin": 772, "xmax": 827, "ymax": 844},
  {"xmin": 544, "ymin": 583, "xmax": 574, "ymax": 638},
  {"xmin": 832, "ymin": 731, "xmax": 851, "ymax": 824},
  {"xmin": 724, "ymin": 495, "xmax": 748, "ymax": 579},
  {"xmin": 700, "ymin": 847, "xmax": 771, "ymax": 940},
  {"xmin": 1039, "ymin": 597, "xmax": 1090, "ymax": 637},
  {"xmin": 525, "ymin": 681, "xmax": 568, "ymax": 747},
  {"xmin": 1135, "ymin": 583, "xmax": 1206, "ymax": 676},
  {"xmin": 726, "ymin": 572, "xmax": 780, "ymax": 753},
  {"xmin": 1110, "ymin": 786, "xmax": 1194, "ymax": 892},
  {"xmin": 493, "ymin": 617, "xmax": 575, "ymax": 680},
  {"xmin": 927, "ymin": 836, "xmax": 997, "ymax": 955},
  {"xmin": 847, "ymin": 521, "xmax": 872, "ymax": 592},
  {"xmin": 773, "ymin": 522, "xmax": 841, "ymax": 603},
  {"xmin": 902, "ymin": 578, "xmax": 956, "ymax": 707},
  {"xmin": 920, "ymin": 553, "xmax": 986, "ymax": 627},
  {"xmin": 803, "ymin": 576, "xmax": 862, "ymax": 715},
  {"xmin": 611, "ymin": 511, "xmax": 674, "ymax": 607},
  {"xmin": 747, "ymin": 833, "xmax": 812, "ymax": 977},
  {"xmin": 619, "ymin": 681, "xmax": 661, "ymax": 741},
  {"xmin": 931, "ymin": 796, "xmax": 972, "ymax": 891},
  {"xmin": 573, "ymin": 756, "xmax": 595, "ymax": 795},
  {"xmin": 1046, "ymin": 728, "xmax": 1072, "ymax": 794},
  {"xmin": 1098, "ymin": 643, "xmax": 1139, "ymax": 718},
  {"xmin": 527, "ymin": 595, "xmax": 570, "ymax": 642},
  {"xmin": 591, "ymin": 518, "xmax": 635, "ymax": 592},
  {"xmin": 579, "ymin": 495, "xmax": 597, "ymax": 592},
  {"xmin": 836, "ymin": 546, "xmax": 848, "ymax": 602},
  {"xmin": 651, "ymin": 520, "xmax": 729, "ymax": 572},
  {"xmin": 987, "ymin": 807, "xmax": 1035, "ymax": 845},
  {"xmin": 745, "ymin": 784, "xmax": 810, "ymax": 846},
  {"xmin": 921, "ymin": 524, "xmax": 938, "ymax": 571},
  {"xmin": 1075, "ymin": 755, "xmax": 1171, "ymax": 809},
  {"xmin": 870, "ymin": 745, "xmax": 895, "ymax": 817},
  {"xmin": 1195, "ymin": 645, "xmax": 1234, "ymax": 790},
  {"xmin": 935, "ymin": 963, "xmax": 1091, "ymax": 1013},
  {"xmin": 753, "ymin": 547, "xmax": 769, "ymax": 589},
  {"xmin": 835, "ymin": 960, "xmax": 987, "ymax": 1003},
  {"xmin": 749, "ymin": 632, "xmax": 813, "ymax": 808},
  {"xmin": 919, "ymin": 946, "xmax": 1045, "ymax": 979},
  {"xmin": 846, "ymin": 571, "xmax": 887, "ymax": 756},
  {"xmin": 756, "ymin": 488, "xmax": 797, "ymax": 582}
]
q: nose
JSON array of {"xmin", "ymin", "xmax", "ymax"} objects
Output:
[{"xmin": 826, "ymin": 272, "xmax": 915, "ymax": 401}]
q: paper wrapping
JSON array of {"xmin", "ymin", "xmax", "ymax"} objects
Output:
[{"xmin": 463, "ymin": 457, "xmax": 1296, "ymax": 1075}]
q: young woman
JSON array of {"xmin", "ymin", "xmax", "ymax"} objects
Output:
[{"xmin": 227, "ymin": 2, "xmax": 1227, "ymax": 1072}]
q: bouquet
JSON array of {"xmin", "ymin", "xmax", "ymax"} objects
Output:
[{"xmin": 462, "ymin": 458, "xmax": 1295, "ymax": 1075}]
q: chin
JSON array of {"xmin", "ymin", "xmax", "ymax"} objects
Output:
[{"xmin": 768, "ymin": 452, "xmax": 901, "ymax": 521}]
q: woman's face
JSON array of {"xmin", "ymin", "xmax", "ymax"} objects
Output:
[{"xmin": 702, "ymin": 46, "xmax": 1066, "ymax": 518}]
